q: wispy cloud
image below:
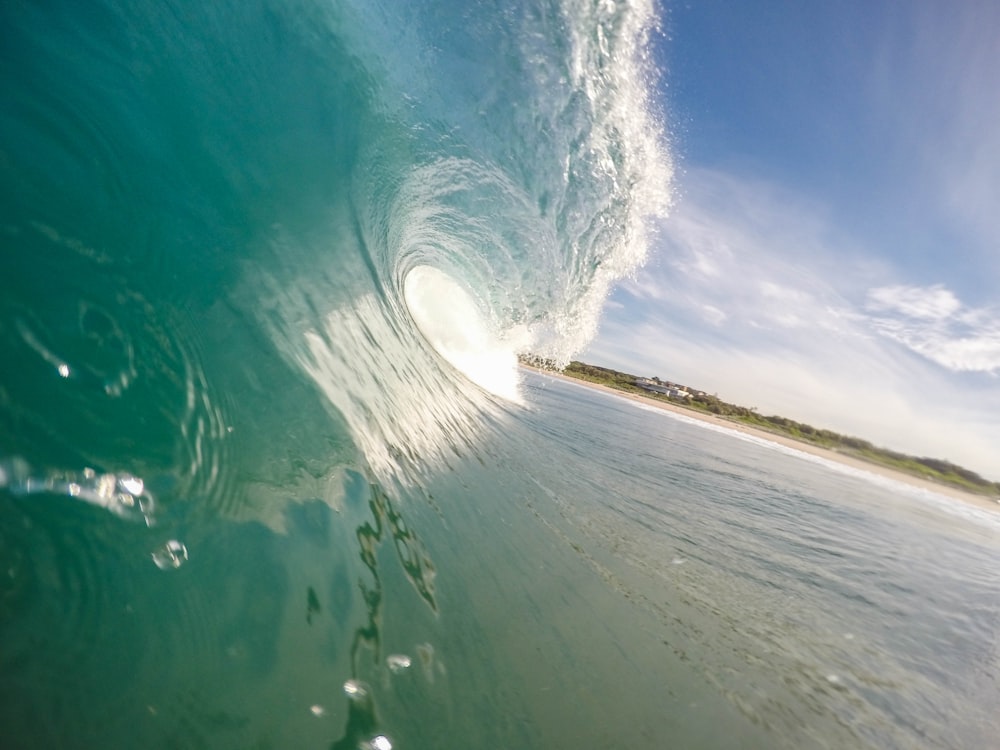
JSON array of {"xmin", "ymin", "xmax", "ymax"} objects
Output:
[
  {"xmin": 585, "ymin": 168, "xmax": 1000, "ymax": 477},
  {"xmin": 866, "ymin": 285, "xmax": 961, "ymax": 321},
  {"xmin": 620, "ymin": 169, "xmax": 867, "ymax": 342},
  {"xmin": 864, "ymin": 284, "xmax": 1000, "ymax": 374}
]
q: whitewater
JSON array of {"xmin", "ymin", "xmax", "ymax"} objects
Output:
[{"xmin": 2, "ymin": 1, "xmax": 998, "ymax": 748}]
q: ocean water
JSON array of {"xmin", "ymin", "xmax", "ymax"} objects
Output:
[{"xmin": 2, "ymin": 1, "xmax": 999, "ymax": 748}]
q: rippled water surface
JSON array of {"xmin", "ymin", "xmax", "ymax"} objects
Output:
[{"xmin": 3, "ymin": 372, "xmax": 999, "ymax": 748}]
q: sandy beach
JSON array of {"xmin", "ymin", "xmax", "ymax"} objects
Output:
[{"xmin": 523, "ymin": 366, "xmax": 1000, "ymax": 515}]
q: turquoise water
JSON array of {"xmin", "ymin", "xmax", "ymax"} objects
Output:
[{"xmin": 3, "ymin": 1, "xmax": 999, "ymax": 748}]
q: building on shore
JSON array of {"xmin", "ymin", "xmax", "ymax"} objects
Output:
[{"xmin": 634, "ymin": 378, "xmax": 691, "ymax": 399}]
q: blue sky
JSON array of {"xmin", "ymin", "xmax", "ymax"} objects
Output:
[{"xmin": 583, "ymin": 0, "xmax": 1000, "ymax": 478}]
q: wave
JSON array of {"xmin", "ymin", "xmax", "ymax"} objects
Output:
[{"xmin": 0, "ymin": 0, "xmax": 672, "ymax": 495}]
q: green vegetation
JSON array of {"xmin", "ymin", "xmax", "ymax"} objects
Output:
[{"xmin": 522, "ymin": 357, "xmax": 1000, "ymax": 498}]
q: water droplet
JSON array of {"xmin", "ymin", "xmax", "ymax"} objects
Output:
[
  {"xmin": 386, "ymin": 654, "xmax": 411, "ymax": 673},
  {"xmin": 343, "ymin": 679, "xmax": 368, "ymax": 700},
  {"xmin": 95, "ymin": 473, "xmax": 116, "ymax": 498},
  {"xmin": 151, "ymin": 540, "xmax": 188, "ymax": 570},
  {"xmin": 118, "ymin": 475, "xmax": 144, "ymax": 496}
]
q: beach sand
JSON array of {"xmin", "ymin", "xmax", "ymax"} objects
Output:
[{"xmin": 523, "ymin": 366, "xmax": 1000, "ymax": 515}]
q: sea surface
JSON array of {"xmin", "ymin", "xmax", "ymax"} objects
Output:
[{"xmin": 2, "ymin": 1, "xmax": 999, "ymax": 748}]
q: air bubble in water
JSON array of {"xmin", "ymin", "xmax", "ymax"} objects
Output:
[
  {"xmin": 151, "ymin": 540, "xmax": 188, "ymax": 569},
  {"xmin": 343, "ymin": 679, "xmax": 368, "ymax": 700},
  {"xmin": 386, "ymin": 654, "xmax": 411, "ymax": 673},
  {"xmin": 118, "ymin": 475, "xmax": 144, "ymax": 496}
]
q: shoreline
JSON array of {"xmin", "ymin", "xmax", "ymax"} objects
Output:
[{"xmin": 522, "ymin": 365, "xmax": 1000, "ymax": 515}]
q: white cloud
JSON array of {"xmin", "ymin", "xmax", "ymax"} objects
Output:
[
  {"xmin": 864, "ymin": 285, "xmax": 1000, "ymax": 373},
  {"xmin": 584, "ymin": 167, "xmax": 1000, "ymax": 478},
  {"xmin": 701, "ymin": 304, "xmax": 727, "ymax": 326},
  {"xmin": 619, "ymin": 169, "xmax": 860, "ymax": 337},
  {"xmin": 866, "ymin": 285, "xmax": 961, "ymax": 321}
]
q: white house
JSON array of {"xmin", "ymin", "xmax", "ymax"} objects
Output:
[{"xmin": 634, "ymin": 379, "xmax": 691, "ymax": 399}]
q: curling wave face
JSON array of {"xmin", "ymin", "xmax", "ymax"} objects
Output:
[
  {"xmin": 0, "ymin": 0, "xmax": 671, "ymax": 494},
  {"xmin": 256, "ymin": 0, "xmax": 672, "ymax": 481}
]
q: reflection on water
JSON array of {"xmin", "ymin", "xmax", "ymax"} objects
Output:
[
  {"xmin": 348, "ymin": 468, "xmax": 438, "ymax": 675},
  {"xmin": 333, "ymin": 470, "xmax": 438, "ymax": 750}
]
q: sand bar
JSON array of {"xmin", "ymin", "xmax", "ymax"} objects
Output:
[{"xmin": 522, "ymin": 366, "xmax": 1000, "ymax": 515}]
